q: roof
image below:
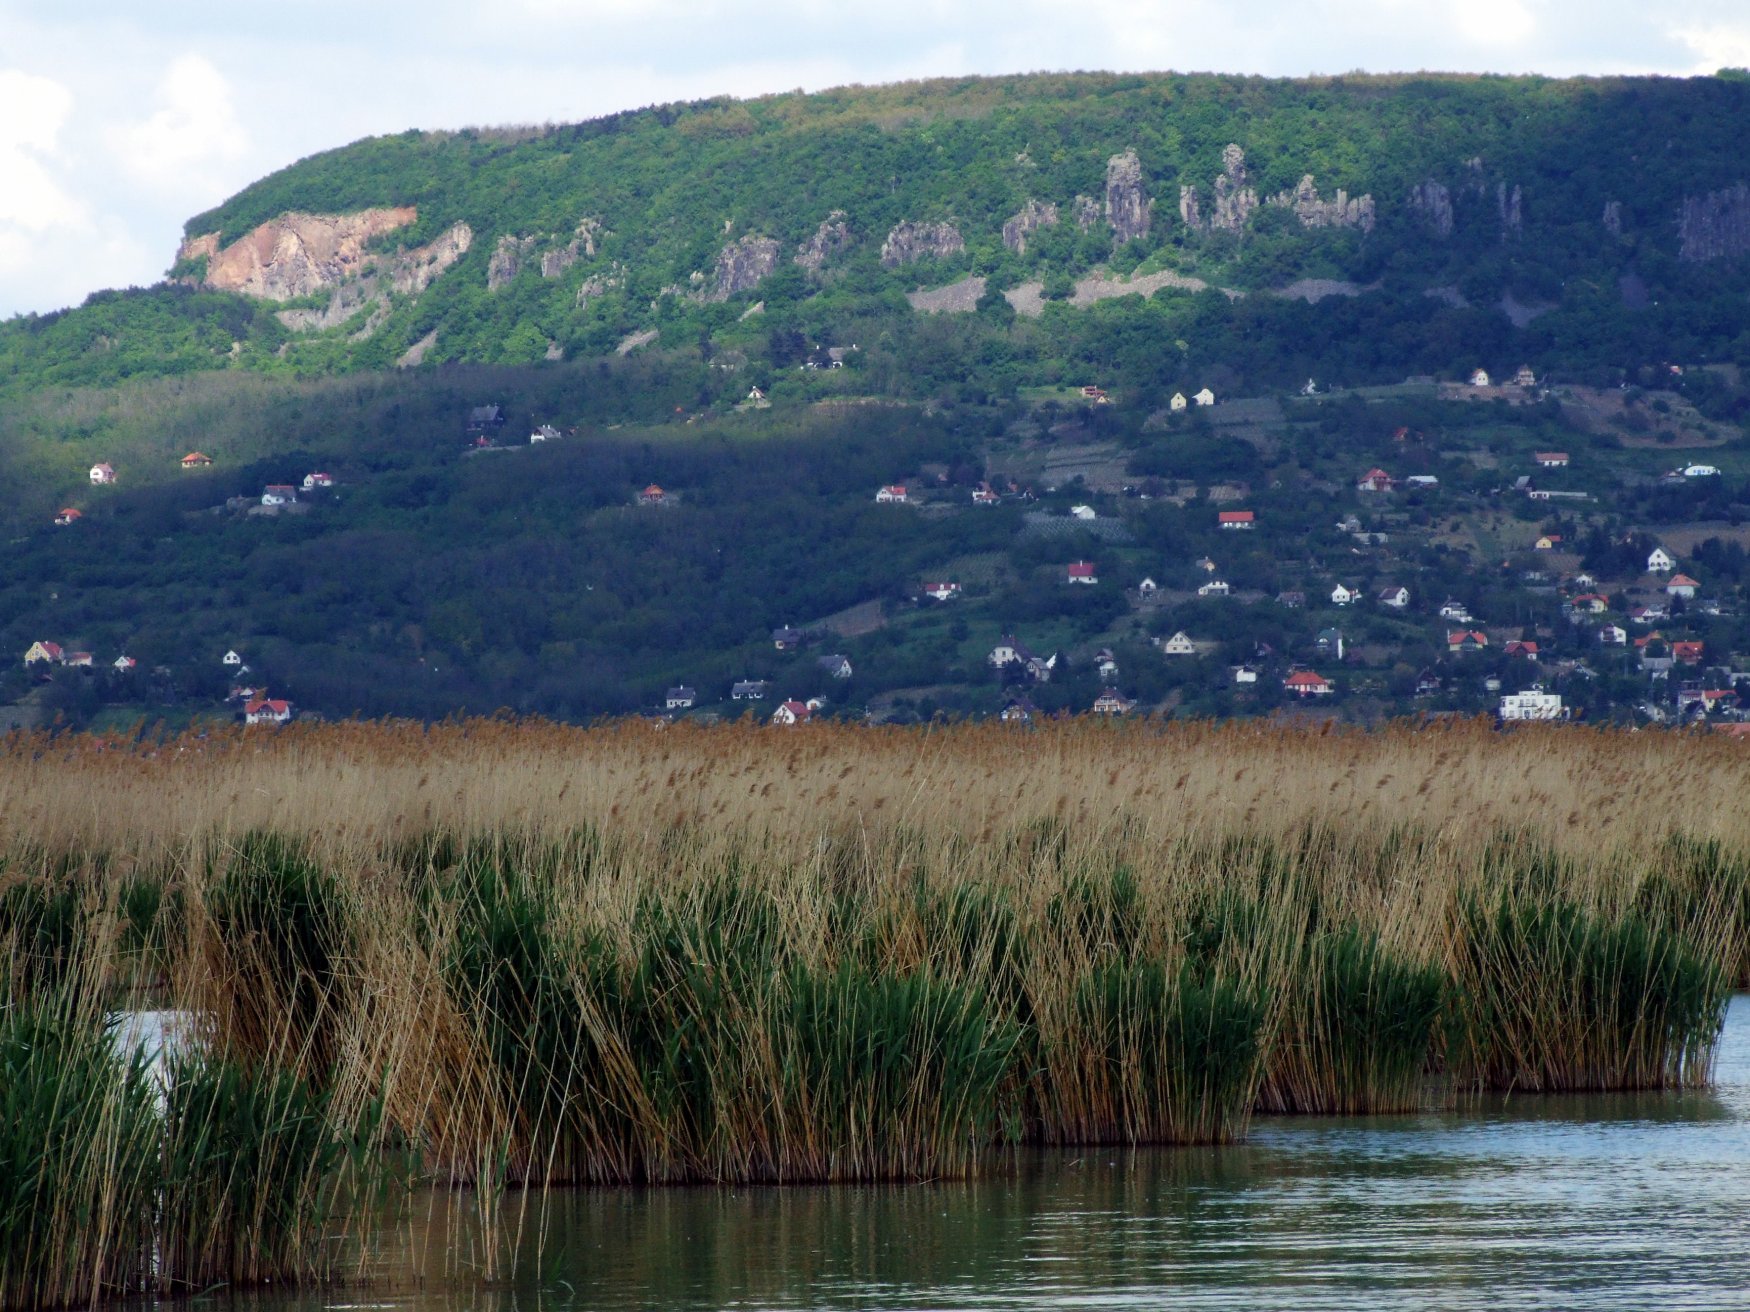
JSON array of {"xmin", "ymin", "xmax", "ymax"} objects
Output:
[
  {"xmin": 181, "ymin": 451, "xmax": 210, "ymax": 461},
  {"xmin": 1668, "ymin": 574, "xmax": 1700, "ymax": 586},
  {"xmin": 244, "ymin": 697, "xmax": 290, "ymax": 715},
  {"xmin": 1284, "ymin": 671, "xmax": 1330, "ymax": 688},
  {"xmin": 1067, "ymin": 561, "xmax": 1097, "ymax": 577},
  {"xmin": 666, "ymin": 686, "xmax": 696, "ymax": 697},
  {"xmin": 1217, "ymin": 510, "xmax": 1254, "ymax": 523},
  {"xmin": 1535, "ymin": 451, "xmax": 1570, "ymax": 461},
  {"xmin": 642, "ymin": 484, "xmax": 665, "ymax": 496},
  {"xmin": 468, "ymin": 405, "xmax": 505, "ymax": 423}
]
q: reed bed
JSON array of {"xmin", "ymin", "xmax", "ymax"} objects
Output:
[{"xmin": 1, "ymin": 717, "xmax": 1746, "ymax": 1308}]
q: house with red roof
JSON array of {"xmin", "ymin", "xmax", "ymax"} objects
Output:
[
  {"xmin": 1091, "ymin": 688, "xmax": 1134, "ymax": 715},
  {"xmin": 1667, "ymin": 574, "xmax": 1699, "ymax": 599},
  {"xmin": 875, "ymin": 484, "xmax": 908, "ymax": 504},
  {"xmin": 1283, "ymin": 670, "xmax": 1334, "ymax": 697},
  {"xmin": 1066, "ymin": 561, "xmax": 1098, "ymax": 585},
  {"xmin": 55, "ymin": 508, "xmax": 81, "ymax": 525},
  {"xmin": 180, "ymin": 452, "xmax": 213, "ymax": 468},
  {"xmin": 1504, "ymin": 640, "xmax": 1539, "ymax": 660},
  {"xmin": 770, "ymin": 700, "xmax": 812, "ymax": 726},
  {"xmin": 1356, "ymin": 469, "xmax": 1394, "ymax": 492},
  {"xmin": 1672, "ymin": 640, "xmax": 1705, "ymax": 664},
  {"xmin": 1448, "ymin": 630, "xmax": 1490, "ymax": 654},
  {"xmin": 244, "ymin": 697, "xmax": 293, "ymax": 725},
  {"xmin": 302, "ymin": 472, "xmax": 336, "ymax": 491},
  {"xmin": 639, "ymin": 484, "xmax": 667, "ymax": 505},
  {"xmin": 922, "ymin": 581, "xmax": 961, "ymax": 601},
  {"xmin": 1535, "ymin": 452, "xmax": 1570, "ymax": 468},
  {"xmin": 1218, "ymin": 510, "xmax": 1255, "ymax": 530},
  {"xmin": 24, "ymin": 641, "xmax": 63, "ymax": 666}
]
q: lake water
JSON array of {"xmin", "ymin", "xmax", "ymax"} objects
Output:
[{"xmin": 208, "ymin": 994, "xmax": 1750, "ymax": 1312}]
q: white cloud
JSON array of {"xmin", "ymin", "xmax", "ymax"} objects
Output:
[
  {"xmin": 110, "ymin": 53, "xmax": 249, "ymax": 196},
  {"xmin": 1671, "ymin": 22, "xmax": 1750, "ymax": 73},
  {"xmin": 1451, "ymin": 0, "xmax": 1537, "ymax": 49},
  {"xmin": 0, "ymin": 69, "xmax": 86, "ymax": 232}
]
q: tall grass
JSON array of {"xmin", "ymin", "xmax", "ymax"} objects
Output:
[{"xmin": 0, "ymin": 717, "xmax": 1745, "ymax": 1306}]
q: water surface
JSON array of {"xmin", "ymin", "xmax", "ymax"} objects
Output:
[{"xmin": 213, "ymin": 994, "xmax": 1750, "ymax": 1311}]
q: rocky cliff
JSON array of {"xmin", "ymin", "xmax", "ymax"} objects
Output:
[
  {"xmin": 1409, "ymin": 180, "xmax": 1455, "ymax": 237},
  {"xmin": 880, "ymin": 220, "xmax": 965, "ymax": 268},
  {"xmin": 1679, "ymin": 184, "xmax": 1750, "ymax": 262},
  {"xmin": 796, "ymin": 212, "xmax": 852, "ymax": 271},
  {"xmin": 702, "ymin": 234, "xmax": 782, "ymax": 300},
  {"xmin": 1104, "ymin": 150, "xmax": 1153, "ymax": 243},
  {"xmin": 180, "ymin": 208, "xmax": 420, "ymax": 300},
  {"xmin": 1002, "ymin": 199, "xmax": 1059, "ymax": 254},
  {"xmin": 1268, "ymin": 175, "xmax": 1375, "ymax": 233}
]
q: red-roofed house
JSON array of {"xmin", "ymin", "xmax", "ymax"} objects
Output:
[
  {"xmin": 971, "ymin": 487, "xmax": 999, "ymax": 506},
  {"xmin": 1667, "ymin": 574, "xmax": 1699, "ymax": 599},
  {"xmin": 244, "ymin": 697, "xmax": 293, "ymax": 725},
  {"xmin": 24, "ymin": 641, "xmax": 63, "ymax": 666},
  {"xmin": 302, "ymin": 472, "xmax": 335, "ymax": 490},
  {"xmin": 1505, "ymin": 640, "xmax": 1540, "ymax": 660},
  {"xmin": 1218, "ymin": 510, "xmax": 1255, "ymax": 530},
  {"xmin": 1535, "ymin": 534, "xmax": 1562, "ymax": 551},
  {"xmin": 639, "ymin": 484, "xmax": 667, "ymax": 505},
  {"xmin": 1570, "ymin": 593, "xmax": 1609, "ymax": 614},
  {"xmin": 1283, "ymin": 670, "xmax": 1334, "ymax": 697},
  {"xmin": 1356, "ymin": 468, "xmax": 1394, "ymax": 492},
  {"xmin": 1091, "ymin": 688, "xmax": 1134, "ymax": 715},
  {"xmin": 1673, "ymin": 640, "xmax": 1705, "ymax": 664},
  {"xmin": 55, "ymin": 508, "xmax": 81, "ymax": 525},
  {"xmin": 1448, "ymin": 630, "xmax": 1489, "ymax": 654},
  {"xmin": 875, "ymin": 484, "xmax": 908, "ymax": 504},
  {"xmin": 1535, "ymin": 452, "xmax": 1570, "ymax": 468},
  {"xmin": 64, "ymin": 651, "xmax": 94, "ymax": 668},
  {"xmin": 1066, "ymin": 561, "xmax": 1098, "ymax": 585},
  {"xmin": 922, "ymin": 581, "xmax": 961, "ymax": 602},
  {"xmin": 770, "ymin": 700, "xmax": 812, "ymax": 726},
  {"xmin": 181, "ymin": 452, "xmax": 213, "ymax": 468}
]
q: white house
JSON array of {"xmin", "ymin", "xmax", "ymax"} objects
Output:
[
  {"xmin": 1377, "ymin": 586, "xmax": 1410, "ymax": 609},
  {"xmin": 1331, "ymin": 584, "xmax": 1358, "ymax": 606},
  {"xmin": 875, "ymin": 484, "xmax": 909, "ymax": 504},
  {"xmin": 1197, "ymin": 579, "xmax": 1231, "ymax": 598},
  {"xmin": 1284, "ymin": 670, "xmax": 1334, "ymax": 697},
  {"xmin": 730, "ymin": 680, "xmax": 768, "ymax": 701},
  {"xmin": 1667, "ymin": 573, "xmax": 1699, "ymax": 599},
  {"xmin": 1066, "ymin": 561, "xmax": 1098, "ymax": 585},
  {"xmin": 1499, "ymin": 689, "xmax": 1565, "ymax": 721},
  {"xmin": 1158, "ymin": 631, "xmax": 1198, "ymax": 656},
  {"xmin": 1534, "ymin": 451, "xmax": 1570, "ymax": 468},
  {"xmin": 922, "ymin": 581, "xmax": 961, "ymax": 602},
  {"xmin": 222, "ymin": 650, "xmax": 244, "ymax": 667},
  {"xmin": 1405, "ymin": 475, "xmax": 1439, "ymax": 488},
  {"xmin": 1232, "ymin": 665, "xmax": 1259, "ymax": 684},
  {"xmin": 1682, "ymin": 465, "xmax": 1720, "ymax": 478},
  {"xmin": 261, "ymin": 485, "xmax": 297, "ymax": 507},
  {"xmin": 988, "ymin": 635, "xmax": 1031, "ymax": 668},
  {"xmin": 529, "ymin": 425, "xmax": 562, "ymax": 443},
  {"xmin": 89, "ymin": 462, "xmax": 116, "ymax": 485},
  {"xmin": 1091, "ymin": 688, "xmax": 1134, "ymax": 715},
  {"xmin": 1168, "ymin": 392, "xmax": 1188, "ymax": 411},
  {"xmin": 1193, "ymin": 387, "xmax": 1215, "ymax": 407},
  {"xmin": 1095, "ymin": 649, "xmax": 1119, "ymax": 678},
  {"xmin": 1136, "ymin": 577, "xmax": 1159, "ymax": 595},
  {"xmin": 1070, "ymin": 505, "xmax": 1097, "ymax": 521},
  {"xmin": 302, "ymin": 472, "xmax": 336, "ymax": 490},
  {"xmin": 1470, "ymin": 368, "xmax": 1491, "ymax": 387},
  {"xmin": 1439, "ymin": 600, "xmax": 1473, "ymax": 622},
  {"xmin": 665, "ymin": 686, "xmax": 697, "ymax": 710},
  {"xmin": 1598, "ymin": 624, "xmax": 1628, "ymax": 646},
  {"xmin": 770, "ymin": 700, "xmax": 811, "ymax": 726},
  {"xmin": 817, "ymin": 654, "xmax": 854, "ymax": 679},
  {"xmin": 113, "ymin": 655, "xmax": 136, "ymax": 671},
  {"xmin": 244, "ymin": 697, "xmax": 293, "ymax": 725},
  {"xmin": 1647, "ymin": 547, "xmax": 1675, "ymax": 574}
]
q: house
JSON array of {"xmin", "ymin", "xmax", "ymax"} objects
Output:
[
  {"xmin": 1448, "ymin": 630, "xmax": 1489, "ymax": 654},
  {"xmin": 1197, "ymin": 579, "xmax": 1231, "ymax": 598},
  {"xmin": 1284, "ymin": 670, "xmax": 1334, "ymax": 697},
  {"xmin": 244, "ymin": 697, "xmax": 293, "ymax": 725},
  {"xmin": 1535, "ymin": 535, "xmax": 1562, "ymax": 551},
  {"xmin": 1499, "ymin": 689, "xmax": 1565, "ymax": 721},
  {"xmin": 302, "ymin": 472, "xmax": 336, "ymax": 490},
  {"xmin": 1377, "ymin": 586, "xmax": 1410, "ymax": 609},
  {"xmin": 1066, "ymin": 561, "xmax": 1098, "ymax": 585},
  {"xmin": 1336, "ymin": 514, "xmax": 1362, "ymax": 533},
  {"xmin": 1415, "ymin": 669, "xmax": 1443, "ymax": 696},
  {"xmin": 1158, "ymin": 631, "xmax": 1199, "ymax": 656},
  {"xmin": 1629, "ymin": 604, "xmax": 1667, "ymax": 625},
  {"xmin": 64, "ymin": 651, "xmax": 94, "ymax": 668},
  {"xmin": 1682, "ymin": 464, "xmax": 1721, "ymax": 478},
  {"xmin": 1024, "ymin": 654, "xmax": 1058, "ymax": 683},
  {"xmin": 1094, "ymin": 648, "xmax": 1120, "ymax": 679},
  {"xmin": 665, "ymin": 686, "xmax": 697, "ymax": 710},
  {"xmin": 730, "ymin": 680, "xmax": 768, "ymax": 701},
  {"xmin": 1514, "ymin": 365, "xmax": 1538, "ymax": 387},
  {"xmin": 180, "ymin": 452, "xmax": 213, "ymax": 468},
  {"xmin": 1330, "ymin": 584, "xmax": 1358, "ymax": 606},
  {"xmin": 1137, "ymin": 577, "xmax": 1159, "ymax": 596},
  {"xmin": 222, "ymin": 650, "xmax": 244, "ymax": 667},
  {"xmin": 817, "ymin": 654, "xmax": 853, "ymax": 679},
  {"xmin": 1570, "ymin": 594, "xmax": 1609, "ymax": 614},
  {"xmin": 465, "ymin": 404, "xmax": 506, "ymax": 434},
  {"xmin": 1405, "ymin": 474, "xmax": 1439, "ymax": 488},
  {"xmin": 1598, "ymin": 624, "xmax": 1628, "ymax": 646},
  {"xmin": 746, "ymin": 386, "xmax": 767, "ymax": 403},
  {"xmin": 1277, "ymin": 590, "xmax": 1306, "ymax": 609},
  {"xmin": 999, "ymin": 696, "xmax": 1039, "ymax": 723},
  {"xmin": 1356, "ymin": 468, "xmax": 1394, "ymax": 493},
  {"xmin": 922, "ymin": 581, "xmax": 961, "ymax": 602},
  {"xmin": 1194, "ymin": 556, "xmax": 1218, "ymax": 574},
  {"xmin": 1469, "ymin": 368, "xmax": 1491, "ymax": 387},
  {"xmin": 1667, "ymin": 574, "xmax": 1700, "ymax": 599},
  {"xmin": 54, "ymin": 508, "xmax": 81, "ymax": 525},
  {"xmin": 113, "ymin": 656, "xmax": 136, "ymax": 671},
  {"xmin": 1535, "ymin": 452, "xmax": 1570, "ymax": 468},
  {"xmin": 89, "ymin": 462, "xmax": 116, "ymax": 485},
  {"xmin": 1169, "ymin": 392, "xmax": 1188, "ymax": 411},
  {"xmin": 1079, "ymin": 385, "xmax": 1109, "ymax": 403},
  {"xmin": 1232, "ymin": 665, "xmax": 1259, "ymax": 684},
  {"xmin": 770, "ymin": 700, "xmax": 812, "ymax": 726},
  {"xmin": 1193, "ymin": 387, "xmax": 1216, "ymax": 407},
  {"xmin": 261, "ymin": 485, "xmax": 297, "ymax": 507},
  {"xmin": 875, "ymin": 484, "xmax": 909, "ymax": 504},
  {"xmin": 772, "ymin": 626, "xmax": 802, "ymax": 651},
  {"xmin": 1070, "ymin": 505, "xmax": 1097, "ymax": 521},
  {"xmin": 1505, "ymin": 640, "xmax": 1540, "ymax": 660},
  {"xmin": 23, "ymin": 641, "xmax": 63, "ymax": 666},
  {"xmin": 1673, "ymin": 640, "xmax": 1705, "ymax": 665},
  {"xmin": 971, "ymin": 488, "xmax": 999, "ymax": 506},
  {"xmin": 529, "ymin": 424, "xmax": 562, "ymax": 443},
  {"xmin": 1647, "ymin": 547, "xmax": 1675, "ymax": 574},
  {"xmin": 1315, "ymin": 628, "xmax": 1344, "ymax": 660},
  {"xmin": 988, "ymin": 635, "xmax": 1032, "ymax": 668},
  {"xmin": 1438, "ymin": 600, "xmax": 1473, "ymax": 622},
  {"xmin": 1218, "ymin": 510, "xmax": 1255, "ymax": 530},
  {"xmin": 639, "ymin": 484, "xmax": 668, "ymax": 505},
  {"xmin": 1092, "ymin": 688, "xmax": 1134, "ymax": 715}
]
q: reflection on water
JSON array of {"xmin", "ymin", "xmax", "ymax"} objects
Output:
[{"xmin": 208, "ymin": 995, "xmax": 1750, "ymax": 1312}]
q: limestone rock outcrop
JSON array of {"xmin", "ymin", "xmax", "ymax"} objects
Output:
[
  {"xmin": 488, "ymin": 235, "xmax": 539, "ymax": 291},
  {"xmin": 1267, "ymin": 174, "xmax": 1375, "ymax": 233},
  {"xmin": 880, "ymin": 220, "xmax": 964, "ymax": 268},
  {"xmin": 796, "ymin": 212, "xmax": 852, "ymax": 271},
  {"xmin": 180, "ymin": 207, "xmax": 421, "ymax": 300},
  {"xmin": 1498, "ymin": 182, "xmax": 1523, "ymax": 238},
  {"xmin": 1409, "ymin": 181, "xmax": 1454, "ymax": 238},
  {"xmin": 541, "ymin": 219, "xmax": 603, "ymax": 278},
  {"xmin": 1679, "ymin": 183, "xmax": 1750, "ymax": 262},
  {"xmin": 1181, "ymin": 145, "xmax": 1258, "ymax": 234},
  {"xmin": 702, "ymin": 234, "xmax": 781, "ymax": 301},
  {"xmin": 1104, "ymin": 149, "xmax": 1153, "ymax": 243},
  {"xmin": 1072, "ymin": 195, "xmax": 1101, "ymax": 230},
  {"xmin": 1002, "ymin": 199, "xmax": 1059, "ymax": 254}
]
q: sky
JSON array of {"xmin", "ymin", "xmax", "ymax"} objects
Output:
[{"xmin": 3, "ymin": 0, "xmax": 1749, "ymax": 319}]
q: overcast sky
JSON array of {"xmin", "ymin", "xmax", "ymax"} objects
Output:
[{"xmin": 3, "ymin": 0, "xmax": 1748, "ymax": 319}]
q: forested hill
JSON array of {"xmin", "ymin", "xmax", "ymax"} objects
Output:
[{"xmin": 6, "ymin": 71, "xmax": 1750, "ymax": 394}]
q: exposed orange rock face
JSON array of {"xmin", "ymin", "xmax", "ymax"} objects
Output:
[{"xmin": 179, "ymin": 207, "xmax": 419, "ymax": 300}]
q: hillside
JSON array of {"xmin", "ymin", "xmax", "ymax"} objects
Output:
[{"xmin": 4, "ymin": 71, "xmax": 1750, "ymax": 730}]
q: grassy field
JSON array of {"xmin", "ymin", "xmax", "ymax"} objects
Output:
[{"xmin": 2, "ymin": 716, "xmax": 1746, "ymax": 1307}]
